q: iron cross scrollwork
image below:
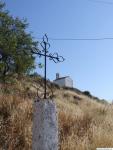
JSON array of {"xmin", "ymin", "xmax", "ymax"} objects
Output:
[{"xmin": 32, "ymin": 34, "xmax": 65, "ymax": 99}]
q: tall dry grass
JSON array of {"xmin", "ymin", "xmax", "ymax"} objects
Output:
[
  {"xmin": 0, "ymin": 81, "xmax": 113, "ymax": 150},
  {"xmin": 0, "ymin": 94, "xmax": 32, "ymax": 150},
  {"xmin": 57, "ymin": 90, "xmax": 113, "ymax": 150}
]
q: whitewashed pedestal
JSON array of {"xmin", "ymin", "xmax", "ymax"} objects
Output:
[{"xmin": 32, "ymin": 99, "xmax": 58, "ymax": 150}]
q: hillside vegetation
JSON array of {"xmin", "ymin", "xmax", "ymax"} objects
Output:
[{"xmin": 0, "ymin": 76, "xmax": 113, "ymax": 150}]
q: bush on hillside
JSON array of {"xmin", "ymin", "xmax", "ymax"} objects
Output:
[{"xmin": 83, "ymin": 91, "xmax": 92, "ymax": 97}]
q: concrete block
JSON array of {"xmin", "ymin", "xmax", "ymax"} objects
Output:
[{"xmin": 32, "ymin": 99, "xmax": 58, "ymax": 150}]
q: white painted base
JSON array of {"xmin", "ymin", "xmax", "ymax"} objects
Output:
[{"xmin": 32, "ymin": 99, "xmax": 58, "ymax": 150}]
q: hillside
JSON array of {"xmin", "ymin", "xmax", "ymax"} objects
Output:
[{"xmin": 0, "ymin": 76, "xmax": 113, "ymax": 150}]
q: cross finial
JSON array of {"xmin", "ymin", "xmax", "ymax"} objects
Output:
[{"xmin": 32, "ymin": 34, "xmax": 65, "ymax": 99}]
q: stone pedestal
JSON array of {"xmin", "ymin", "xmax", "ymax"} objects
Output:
[{"xmin": 32, "ymin": 99, "xmax": 58, "ymax": 150}]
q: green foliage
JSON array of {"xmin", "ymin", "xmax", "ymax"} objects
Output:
[
  {"xmin": 0, "ymin": 1, "xmax": 39, "ymax": 80},
  {"xmin": 38, "ymin": 63, "xmax": 44, "ymax": 68},
  {"xmin": 83, "ymin": 91, "xmax": 92, "ymax": 97}
]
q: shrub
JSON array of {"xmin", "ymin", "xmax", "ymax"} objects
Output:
[{"xmin": 83, "ymin": 91, "xmax": 92, "ymax": 97}]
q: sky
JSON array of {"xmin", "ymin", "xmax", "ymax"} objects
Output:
[{"xmin": 3, "ymin": 0, "xmax": 113, "ymax": 101}]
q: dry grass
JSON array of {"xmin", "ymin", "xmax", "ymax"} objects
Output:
[
  {"xmin": 0, "ymin": 79, "xmax": 113, "ymax": 150},
  {"xmin": 56, "ymin": 90, "xmax": 113, "ymax": 150},
  {"xmin": 0, "ymin": 94, "xmax": 33, "ymax": 150}
]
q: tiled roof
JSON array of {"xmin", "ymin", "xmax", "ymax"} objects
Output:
[{"xmin": 54, "ymin": 76, "xmax": 69, "ymax": 81}]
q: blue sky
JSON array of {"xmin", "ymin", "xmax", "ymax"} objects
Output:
[{"xmin": 4, "ymin": 0, "xmax": 113, "ymax": 101}]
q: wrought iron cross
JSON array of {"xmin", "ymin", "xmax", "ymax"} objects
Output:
[{"xmin": 32, "ymin": 34, "xmax": 65, "ymax": 99}]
